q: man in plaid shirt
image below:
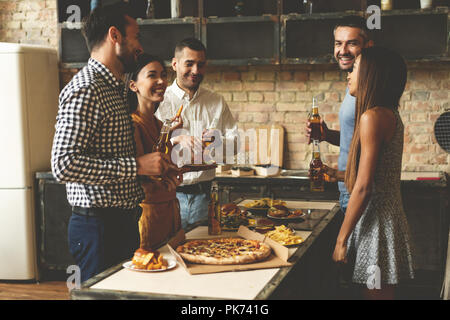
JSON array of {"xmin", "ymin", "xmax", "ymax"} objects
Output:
[{"xmin": 51, "ymin": 3, "xmax": 179, "ymax": 282}]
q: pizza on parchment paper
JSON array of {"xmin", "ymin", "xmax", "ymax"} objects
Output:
[{"xmin": 176, "ymin": 238, "xmax": 272, "ymax": 265}]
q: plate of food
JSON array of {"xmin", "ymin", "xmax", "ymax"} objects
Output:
[
  {"xmin": 220, "ymin": 203, "xmax": 249, "ymax": 231},
  {"xmin": 243, "ymin": 198, "xmax": 286, "ymax": 215},
  {"xmin": 123, "ymin": 248, "xmax": 177, "ymax": 272},
  {"xmin": 267, "ymin": 205, "xmax": 305, "ymax": 220},
  {"xmin": 265, "ymin": 225, "xmax": 304, "ymax": 247},
  {"xmin": 251, "ymin": 218, "xmax": 275, "ymax": 233},
  {"xmin": 175, "ymin": 238, "xmax": 272, "ymax": 265}
]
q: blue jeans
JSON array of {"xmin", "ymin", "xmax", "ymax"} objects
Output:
[
  {"xmin": 176, "ymin": 192, "xmax": 210, "ymax": 230},
  {"xmin": 68, "ymin": 207, "xmax": 141, "ymax": 283}
]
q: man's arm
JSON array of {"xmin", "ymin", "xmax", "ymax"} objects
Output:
[
  {"xmin": 325, "ymin": 128, "xmax": 340, "ymax": 146},
  {"xmin": 306, "ymin": 119, "xmax": 340, "ymax": 146},
  {"xmin": 51, "ymin": 86, "xmax": 138, "ymax": 185}
]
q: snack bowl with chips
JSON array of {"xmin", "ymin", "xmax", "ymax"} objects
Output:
[{"xmin": 265, "ymin": 225, "xmax": 304, "ymax": 247}]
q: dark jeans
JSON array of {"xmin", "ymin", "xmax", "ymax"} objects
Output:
[{"xmin": 68, "ymin": 207, "xmax": 141, "ymax": 283}]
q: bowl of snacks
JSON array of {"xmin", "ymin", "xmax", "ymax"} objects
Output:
[{"xmin": 265, "ymin": 225, "xmax": 304, "ymax": 247}]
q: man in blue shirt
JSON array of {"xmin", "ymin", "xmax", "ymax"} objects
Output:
[{"xmin": 307, "ymin": 17, "xmax": 373, "ymax": 213}]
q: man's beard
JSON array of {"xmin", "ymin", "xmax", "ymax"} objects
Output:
[
  {"xmin": 182, "ymin": 73, "xmax": 203, "ymax": 91},
  {"xmin": 118, "ymin": 43, "xmax": 137, "ymax": 73},
  {"xmin": 119, "ymin": 53, "xmax": 137, "ymax": 73}
]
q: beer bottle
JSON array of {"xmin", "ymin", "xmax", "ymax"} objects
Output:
[
  {"xmin": 203, "ymin": 118, "xmax": 219, "ymax": 147},
  {"xmin": 152, "ymin": 119, "xmax": 171, "ymax": 154},
  {"xmin": 146, "ymin": 0, "xmax": 155, "ymax": 19},
  {"xmin": 234, "ymin": 0, "xmax": 245, "ymax": 16},
  {"xmin": 310, "ymin": 140, "xmax": 325, "ymax": 192},
  {"xmin": 208, "ymin": 182, "xmax": 222, "ymax": 235},
  {"xmin": 309, "ymin": 98, "xmax": 322, "ymax": 142}
]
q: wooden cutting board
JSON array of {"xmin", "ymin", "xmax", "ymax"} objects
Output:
[{"xmin": 251, "ymin": 124, "xmax": 284, "ymax": 167}]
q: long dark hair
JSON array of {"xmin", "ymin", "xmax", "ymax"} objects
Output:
[
  {"xmin": 345, "ymin": 47, "xmax": 407, "ymax": 193},
  {"xmin": 127, "ymin": 53, "xmax": 166, "ymax": 113}
]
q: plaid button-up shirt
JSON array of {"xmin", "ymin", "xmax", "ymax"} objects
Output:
[{"xmin": 51, "ymin": 58, "xmax": 144, "ymax": 209}]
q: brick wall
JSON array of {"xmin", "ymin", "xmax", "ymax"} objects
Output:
[
  {"xmin": 0, "ymin": 0, "xmax": 57, "ymax": 47},
  {"xmin": 1, "ymin": 0, "xmax": 449, "ymax": 172},
  {"xmin": 198, "ymin": 64, "xmax": 450, "ymax": 172}
]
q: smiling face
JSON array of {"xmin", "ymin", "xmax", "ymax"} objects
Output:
[
  {"xmin": 334, "ymin": 26, "xmax": 366, "ymax": 72},
  {"xmin": 130, "ymin": 61, "xmax": 168, "ymax": 105},
  {"xmin": 172, "ymin": 47, "xmax": 207, "ymax": 94},
  {"xmin": 347, "ymin": 54, "xmax": 360, "ymax": 97}
]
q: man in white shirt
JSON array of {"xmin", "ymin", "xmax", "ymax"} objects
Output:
[{"xmin": 155, "ymin": 38, "xmax": 238, "ymax": 229}]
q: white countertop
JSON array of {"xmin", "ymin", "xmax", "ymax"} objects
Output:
[{"xmin": 89, "ymin": 201, "xmax": 337, "ymax": 300}]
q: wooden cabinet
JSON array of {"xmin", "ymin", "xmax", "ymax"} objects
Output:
[
  {"xmin": 57, "ymin": 1, "xmax": 449, "ymax": 67},
  {"xmin": 202, "ymin": 15, "xmax": 280, "ymax": 66},
  {"xmin": 281, "ymin": 8, "xmax": 449, "ymax": 64},
  {"xmin": 35, "ymin": 172, "xmax": 75, "ymax": 280},
  {"xmin": 138, "ymin": 17, "xmax": 200, "ymax": 61}
]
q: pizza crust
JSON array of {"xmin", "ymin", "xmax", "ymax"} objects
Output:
[{"xmin": 176, "ymin": 238, "xmax": 272, "ymax": 265}]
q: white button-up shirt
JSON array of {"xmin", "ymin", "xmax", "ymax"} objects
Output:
[{"xmin": 155, "ymin": 80, "xmax": 238, "ymax": 185}]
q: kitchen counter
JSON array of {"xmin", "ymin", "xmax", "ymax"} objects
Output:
[
  {"xmin": 70, "ymin": 200, "xmax": 341, "ymax": 300},
  {"xmin": 36, "ymin": 170, "xmax": 448, "ymax": 186},
  {"xmin": 35, "ymin": 171, "xmax": 449, "ymax": 298},
  {"xmin": 216, "ymin": 170, "xmax": 447, "ymax": 184},
  {"xmin": 213, "ymin": 170, "xmax": 448, "ymax": 202}
]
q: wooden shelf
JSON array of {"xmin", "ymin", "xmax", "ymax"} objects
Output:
[
  {"xmin": 281, "ymin": 7, "xmax": 450, "ymax": 64},
  {"xmin": 202, "ymin": 15, "xmax": 280, "ymax": 65},
  {"xmin": 58, "ymin": 6, "xmax": 449, "ymax": 67},
  {"xmin": 137, "ymin": 17, "xmax": 200, "ymax": 61}
]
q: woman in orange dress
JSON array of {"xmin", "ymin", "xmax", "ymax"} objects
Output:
[{"xmin": 128, "ymin": 53, "xmax": 183, "ymax": 250}]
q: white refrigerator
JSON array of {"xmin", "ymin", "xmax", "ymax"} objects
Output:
[{"xmin": 0, "ymin": 43, "xmax": 59, "ymax": 280}]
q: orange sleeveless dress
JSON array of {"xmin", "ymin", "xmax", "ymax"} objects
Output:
[{"xmin": 132, "ymin": 111, "xmax": 181, "ymax": 250}]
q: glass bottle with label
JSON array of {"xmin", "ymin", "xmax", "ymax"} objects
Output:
[
  {"xmin": 150, "ymin": 119, "xmax": 171, "ymax": 182},
  {"xmin": 381, "ymin": 0, "xmax": 393, "ymax": 10},
  {"xmin": 203, "ymin": 118, "xmax": 219, "ymax": 147},
  {"xmin": 208, "ymin": 182, "xmax": 222, "ymax": 235},
  {"xmin": 146, "ymin": 0, "xmax": 155, "ymax": 18},
  {"xmin": 302, "ymin": 0, "xmax": 313, "ymax": 14},
  {"xmin": 308, "ymin": 98, "xmax": 322, "ymax": 141},
  {"xmin": 310, "ymin": 140, "xmax": 325, "ymax": 192},
  {"xmin": 234, "ymin": 0, "xmax": 245, "ymax": 16},
  {"xmin": 152, "ymin": 119, "xmax": 171, "ymax": 154}
]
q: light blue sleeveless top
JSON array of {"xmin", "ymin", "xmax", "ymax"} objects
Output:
[{"xmin": 338, "ymin": 90, "xmax": 355, "ymax": 212}]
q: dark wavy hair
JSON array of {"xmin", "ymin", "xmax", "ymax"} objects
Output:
[{"xmin": 127, "ymin": 53, "xmax": 166, "ymax": 113}]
